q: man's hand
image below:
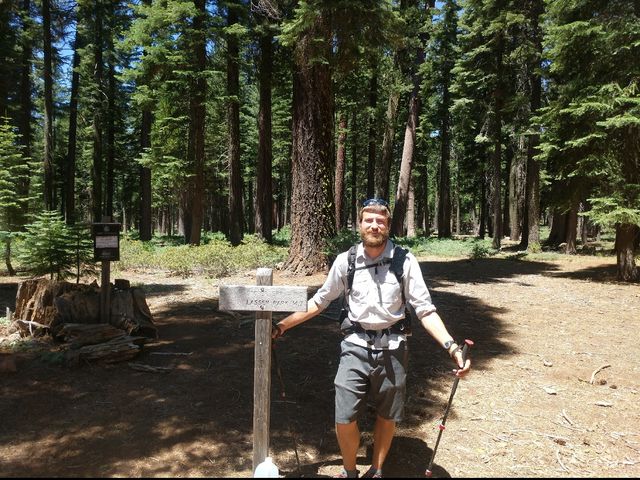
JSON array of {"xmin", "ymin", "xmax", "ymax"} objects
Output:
[
  {"xmin": 272, "ymin": 323, "xmax": 285, "ymax": 340},
  {"xmin": 451, "ymin": 347, "xmax": 471, "ymax": 377}
]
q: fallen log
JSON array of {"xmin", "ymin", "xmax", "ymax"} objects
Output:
[
  {"xmin": 57, "ymin": 323, "xmax": 127, "ymax": 349},
  {"xmin": 65, "ymin": 335, "xmax": 150, "ymax": 365}
]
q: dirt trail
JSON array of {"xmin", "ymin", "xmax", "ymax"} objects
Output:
[{"xmin": 1, "ymin": 254, "xmax": 639, "ymax": 477}]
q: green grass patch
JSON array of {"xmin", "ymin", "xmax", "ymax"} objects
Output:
[{"xmin": 114, "ymin": 233, "xmax": 288, "ymax": 278}]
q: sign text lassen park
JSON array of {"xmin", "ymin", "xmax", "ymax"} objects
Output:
[{"xmin": 218, "ymin": 285, "xmax": 308, "ymax": 312}]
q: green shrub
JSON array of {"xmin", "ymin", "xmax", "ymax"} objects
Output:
[
  {"xmin": 115, "ymin": 234, "xmax": 288, "ymax": 278},
  {"xmin": 470, "ymin": 241, "xmax": 491, "ymax": 259}
]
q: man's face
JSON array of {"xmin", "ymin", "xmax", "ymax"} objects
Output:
[{"xmin": 360, "ymin": 210, "xmax": 389, "ymax": 248}]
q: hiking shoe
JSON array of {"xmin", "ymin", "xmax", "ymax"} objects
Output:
[
  {"xmin": 334, "ymin": 468, "xmax": 360, "ymax": 478},
  {"xmin": 361, "ymin": 466, "xmax": 383, "ymax": 478}
]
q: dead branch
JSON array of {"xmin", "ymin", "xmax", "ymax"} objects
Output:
[
  {"xmin": 561, "ymin": 409, "xmax": 574, "ymax": 425},
  {"xmin": 555, "ymin": 449, "xmax": 572, "ymax": 473},
  {"xmin": 128, "ymin": 363, "xmax": 172, "ymax": 373},
  {"xmin": 150, "ymin": 351, "xmax": 193, "ymax": 356},
  {"xmin": 590, "ymin": 363, "xmax": 611, "ymax": 384}
]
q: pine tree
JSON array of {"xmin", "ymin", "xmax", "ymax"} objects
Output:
[{"xmin": 540, "ymin": 0, "xmax": 640, "ymax": 281}]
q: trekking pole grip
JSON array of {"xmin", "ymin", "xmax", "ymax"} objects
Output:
[{"xmin": 460, "ymin": 338, "xmax": 474, "ymax": 364}]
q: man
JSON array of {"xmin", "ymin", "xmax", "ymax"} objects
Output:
[{"xmin": 272, "ymin": 198, "xmax": 471, "ymax": 478}]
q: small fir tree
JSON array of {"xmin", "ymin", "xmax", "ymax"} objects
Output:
[{"xmin": 17, "ymin": 211, "xmax": 91, "ymax": 281}]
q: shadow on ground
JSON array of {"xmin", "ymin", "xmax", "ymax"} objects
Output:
[{"xmin": 0, "ymin": 255, "xmax": 622, "ymax": 476}]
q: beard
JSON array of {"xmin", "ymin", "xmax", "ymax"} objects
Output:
[{"xmin": 361, "ymin": 230, "xmax": 389, "ymax": 248}]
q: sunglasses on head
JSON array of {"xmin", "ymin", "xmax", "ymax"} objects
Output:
[{"xmin": 362, "ymin": 198, "xmax": 389, "ymax": 207}]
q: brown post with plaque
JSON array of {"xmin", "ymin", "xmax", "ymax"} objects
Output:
[
  {"xmin": 219, "ymin": 269, "xmax": 308, "ymax": 472},
  {"xmin": 92, "ymin": 218, "xmax": 121, "ymax": 323}
]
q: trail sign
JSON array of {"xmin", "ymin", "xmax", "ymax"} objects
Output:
[
  {"xmin": 92, "ymin": 222, "xmax": 121, "ymax": 261},
  {"xmin": 218, "ymin": 269, "xmax": 308, "ymax": 472}
]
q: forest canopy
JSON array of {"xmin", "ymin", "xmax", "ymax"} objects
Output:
[{"xmin": 0, "ymin": 0, "xmax": 638, "ymax": 280}]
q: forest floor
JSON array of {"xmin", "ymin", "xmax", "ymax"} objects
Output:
[{"xmin": 1, "ymin": 250, "xmax": 639, "ymax": 478}]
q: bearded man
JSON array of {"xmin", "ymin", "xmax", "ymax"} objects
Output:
[{"xmin": 272, "ymin": 198, "xmax": 470, "ymax": 478}]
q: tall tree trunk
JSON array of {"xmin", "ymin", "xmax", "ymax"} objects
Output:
[
  {"xmin": 65, "ymin": 29, "xmax": 81, "ymax": 225},
  {"xmin": 391, "ymin": 89, "xmax": 419, "ymax": 237},
  {"xmin": 615, "ymin": 224, "xmax": 639, "ymax": 281},
  {"xmin": 92, "ymin": 0, "xmax": 104, "ymax": 221},
  {"xmin": 16, "ymin": 0, "xmax": 32, "ymax": 228},
  {"xmin": 438, "ymin": 73, "xmax": 452, "ymax": 238},
  {"xmin": 140, "ymin": 110, "xmax": 152, "ymax": 241},
  {"xmin": 138, "ymin": 0, "xmax": 152, "ymax": 241},
  {"xmin": 105, "ymin": 47, "xmax": 116, "ymax": 218},
  {"xmin": 391, "ymin": 0, "xmax": 432, "ymax": 237},
  {"xmin": 42, "ymin": 0, "xmax": 55, "ymax": 211},
  {"xmin": 420, "ymin": 161, "xmax": 430, "ymax": 235},
  {"xmin": 547, "ymin": 209, "xmax": 567, "ymax": 247},
  {"xmin": 376, "ymin": 89, "xmax": 400, "ymax": 200},
  {"xmin": 406, "ymin": 175, "xmax": 416, "ymax": 237},
  {"xmin": 521, "ymin": 0, "xmax": 543, "ymax": 251},
  {"xmin": 227, "ymin": 2, "xmax": 243, "ymax": 246},
  {"xmin": 188, "ymin": 0, "xmax": 206, "ymax": 245},
  {"xmin": 508, "ymin": 136, "xmax": 525, "ymax": 241},
  {"xmin": 479, "ymin": 169, "xmax": 488, "ymax": 239},
  {"xmin": 350, "ymin": 111, "xmax": 358, "ymax": 229},
  {"xmin": 335, "ymin": 114, "xmax": 347, "ymax": 231},
  {"xmin": 285, "ymin": 12, "xmax": 335, "ymax": 274},
  {"xmin": 255, "ymin": 32, "xmax": 273, "ymax": 242},
  {"xmin": 366, "ymin": 69, "xmax": 377, "ymax": 199},
  {"xmin": 565, "ymin": 202, "xmax": 578, "ymax": 254},
  {"xmin": 490, "ymin": 31, "xmax": 504, "ymax": 250}
]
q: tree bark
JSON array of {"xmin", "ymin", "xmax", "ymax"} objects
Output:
[
  {"xmin": 438, "ymin": 73, "xmax": 452, "ymax": 238},
  {"xmin": 16, "ymin": 0, "xmax": 32, "ymax": 229},
  {"xmin": 376, "ymin": 89, "xmax": 400, "ymax": 200},
  {"xmin": 391, "ymin": 0, "xmax": 432, "ymax": 237},
  {"xmin": 335, "ymin": 114, "xmax": 347, "ymax": 231},
  {"xmin": 490, "ymin": 30, "xmax": 504, "ymax": 250},
  {"xmin": 65, "ymin": 28, "xmax": 81, "ymax": 225},
  {"xmin": 227, "ymin": 2, "xmax": 244, "ymax": 246},
  {"xmin": 565, "ymin": 202, "xmax": 578, "ymax": 254},
  {"xmin": 91, "ymin": 0, "xmax": 104, "ymax": 222},
  {"xmin": 350, "ymin": 111, "xmax": 358, "ymax": 229},
  {"xmin": 255, "ymin": 32, "xmax": 273, "ymax": 242},
  {"xmin": 367, "ymin": 70, "xmax": 377, "ymax": 199},
  {"xmin": 187, "ymin": 0, "xmax": 207, "ymax": 246},
  {"xmin": 42, "ymin": 0, "xmax": 55, "ymax": 211},
  {"xmin": 139, "ymin": 110, "xmax": 152, "ymax": 241},
  {"xmin": 285, "ymin": 11, "xmax": 335, "ymax": 274},
  {"xmin": 615, "ymin": 224, "xmax": 639, "ymax": 282},
  {"xmin": 521, "ymin": 0, "xmax": 543, "ymax": 251},
  {"xmin": 105, "ymin": 45, "xmax": 116, "ymax": 218}
]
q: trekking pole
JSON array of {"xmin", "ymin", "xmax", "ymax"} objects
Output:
[
  {"xmin": 425, "ymin": 339, "xmax": 474, "ymax": 478},
  {"xmin": 271, "ymin": 341, "xmax": 302, "ymax": 475}
]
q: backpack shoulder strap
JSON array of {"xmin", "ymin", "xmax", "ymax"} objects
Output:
[
  {"xmin": 346, "ymin": 244, "xmax": 358, "ymax": 294},
  {"xmin": 390, "ymin": 246, "xmax": 408, "ymax": 285},
  {"xmin": 390, "ymin": 246, "xmax": 408, "ymax": 304}
]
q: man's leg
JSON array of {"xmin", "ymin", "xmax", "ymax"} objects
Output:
[
  {"xmin": 371, "ymin": 415, "xmax": 395, "ymax": 470},
  {"xmin": 336, "ymin": 421, "xmax": 360, "ymax": 471}
]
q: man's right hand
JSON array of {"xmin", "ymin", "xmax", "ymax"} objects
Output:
[{"xmin": 272, "ymin": 323, "xmax": 284, "ymax": 339}]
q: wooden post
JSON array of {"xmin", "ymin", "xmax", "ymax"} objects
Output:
[
  {"xmin": 253, "ymin": 268, "xmax": 272, "ymax": 471},
  {"xmin": 218, "ymin": 272, "xmax": 308, "ymax": 473},
  {"xmin": 100, "ymin": 216, "xmax": 112, "ymax": 324},
  {"xmin": 100, "ymin": 260, "xmax": 111, "ymax": 323}
]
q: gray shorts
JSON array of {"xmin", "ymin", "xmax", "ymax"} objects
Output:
[{"xmin": 334, "ymin": 339, "xmax": 408, "ymax": 424}]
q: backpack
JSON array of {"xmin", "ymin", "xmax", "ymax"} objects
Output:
[{"xmin": 339, "ymin": 244, "xmax": 413, "ymax": 337}]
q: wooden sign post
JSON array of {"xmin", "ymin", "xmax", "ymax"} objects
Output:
[
  {"xmin": 92, "ymin": 217, "xmax": 121, "ymax": 324},
  {"xmin": 218, "ymin": 268, "xmax": 308, "ymax": 472}
]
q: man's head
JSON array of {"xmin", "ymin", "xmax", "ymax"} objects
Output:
[{"xmin": 359, "ymin": 198, "xmax": 391, "ymax": 248}]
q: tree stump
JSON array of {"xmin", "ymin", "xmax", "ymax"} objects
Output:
[{"xmin": 12, "ymin": 277, "xmax": 158, "ymax": 364}]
